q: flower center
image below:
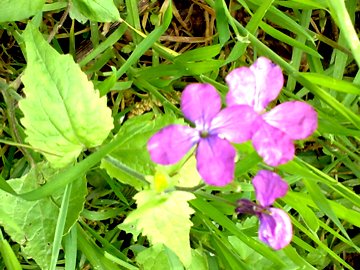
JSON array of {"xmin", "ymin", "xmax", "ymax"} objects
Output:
[{"xmin": 200, "ymin": 130, "xmax": 209, "ymax": 138}]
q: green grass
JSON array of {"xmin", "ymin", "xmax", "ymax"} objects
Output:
[{"xmin": 0, "ymin": 0, "xmax": 359, "ymax": 269}]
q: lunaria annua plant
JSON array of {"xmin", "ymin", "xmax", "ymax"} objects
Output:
[{"xmin": 147, "ymin": 57, "xmax": 318, "ymax": 249}]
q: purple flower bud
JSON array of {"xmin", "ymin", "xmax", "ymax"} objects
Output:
[
  {"xmin": 237, "ymin": 170, "xmax": 293, "ymax": 250},
  {"xmin": 236, "ymin": 199, "xmax": 261, "ymax": 216}
]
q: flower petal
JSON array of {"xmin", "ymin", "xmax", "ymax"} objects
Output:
[
  {"xmin": 252, "ymin": 123, "xmax": 295, "ymax": 166},
  {"xmin": 250, "ymin": 57, "xmax": 284, "ymax": 112},
  {"xmin": 252, "ymin": 170, "xmax": 288, "ymax": 207},
  {"xmin": 226, "ymin": 57, "xmax": 283, "ymax": 113},
  {"xmin": 259, "ymin": 208, "xmax": 293, "ymax": 250},
  {"xmin": 263, "ymin": 101, "xmax": 318, "ymax": 140},
  {"xmin": 181, "ymin": 83, "xmax": 221, "ymax": 128},
  {"xmin": 196, "ymin": 136, "xmax": 235, "ymax": 186},
  {"xmin": 210, "ymin": 105, "xmax": 261, "ymax": 143},
  {"xmin": 226, "ymin": 67, "xmax": 257, "ymax": 108},
  {"xmin": 147, "ymin": 125, "xmax": 199, "ymax": 165}
]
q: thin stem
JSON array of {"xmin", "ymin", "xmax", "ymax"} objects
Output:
[
  {"xmin": 0, "ymin": 86, "xmax": 36, "ymax": 167},
  {"xmin": 195, "ymin": 190, "xmax": 238, "ymax": 207},
  {"xmin": 175, "ymin": 183, "xmax": 206, "ymax": 192}
]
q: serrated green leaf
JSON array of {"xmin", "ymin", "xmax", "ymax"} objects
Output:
[
  {"xmin": 20, "ymin": 23, "xmax": 113, "ymax": 168},
  {"xmin": 101, "ymin": 113, "xmax": 183, "ymax": 188},
  {"xmin": 0, "ymin": 163, "xmax": 86, "ymax": 269},
  {"xmin": 136, "ymin": 244, "xmax": 184, "ymax": 270},
  {"xmin": 71, "ymin": 0, "xmax": 120, "ymax": 22},
  {"xmin": 0, "ymin": 0, "xmax": 45, "ymax": 22},
  {"xmin": 126, "ymin": 190, "xmax": 195, "ymax": 267}
]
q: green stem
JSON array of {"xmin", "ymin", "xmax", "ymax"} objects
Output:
[{"xmin": 18, "ymin": 133, "xmax": 128, "ymax": 201}]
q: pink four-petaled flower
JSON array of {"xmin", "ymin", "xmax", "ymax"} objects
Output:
[
  {"xmin": 147, "ymin": 83, "xmax": 261, "ymax": 186},
  {"xmin": 148, "ymin": 57, "xmax": 318, "ymax": 188},
  {"xmin": 226, "ymin": 57, "xmax": 318, "ymax": 166}
]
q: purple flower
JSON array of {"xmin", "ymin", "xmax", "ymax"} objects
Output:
[
  {"xmin": 147, "ymin": 83, "xmax": 260, "ymax": 186},
  {"xmin": 236, "ymin": 170, "xmax": 292, "ymax": 250},
  {"xmin": 226, "ymin": 57, "xmax": 318, "ymax": 166}
]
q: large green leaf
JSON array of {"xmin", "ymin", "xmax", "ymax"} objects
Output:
[
  {"xmin": 71, "ymin": 0, "xmax": 120, "ymax": 22},
  {"xmin": 125, "ymin": 190, "xmax": 195, "ymax": 267},
  {"xmin": 20, "ymin": 23, "xmax": 113, "ymax": 168},
  {"xmin": 136, "ymin": 244, "xmax": 184, "ymax": 270},
  {"xmin": 101, "ymin": 113, "xmax": 183, "ymax": 189},
  {"xmin": 0, "ymin": 163, "xmax": 87, "ymax": 269},
  {"xmin": 0, "ymin": 0, "xmax": 45, "ymax": 22}
]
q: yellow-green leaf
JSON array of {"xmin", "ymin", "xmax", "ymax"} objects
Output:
[
  {"xmin": 126, "ymin": 190, "xmax": 195, "ymax": 267},
  {"xmin": 20, "ymin": 23, "xmax": 113, "ymax": 168},
  {"xmin": 0, "ymin": 0, "xmax": 45, "ymax": 22}
]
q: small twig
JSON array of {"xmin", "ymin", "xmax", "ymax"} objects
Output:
[
  {"xmin": 159, "ymin": 35, "xmax": 215, "ymax": 43},
  {"xmin": 171, "ymin": 0, "xmax": 190, "ymax": 31},
  {"xmin": 47, "ymin": 4, "xmax": 70, "ymax": 43}
]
